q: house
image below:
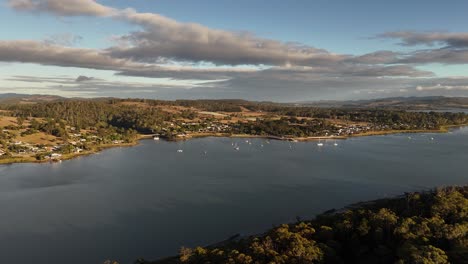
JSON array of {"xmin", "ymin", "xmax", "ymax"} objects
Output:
[{"xmin": 74, "ymin": 148, "xmax": 83, "ymax": 153}]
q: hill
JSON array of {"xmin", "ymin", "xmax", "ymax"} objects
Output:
[
  {"xmin": 1, "ymin": 94, "xmax": 468, "ymax": 110},
  {"xmin": 298, "ymin": 96, "xmax": 468, "ymax": 110},
  {"xmin": 0, "ymin": 93, "xmax": 64, "ymax": 105},
  {"xmin": 136, "ymin": 186, "xmax": 468, "ymax": 264}
]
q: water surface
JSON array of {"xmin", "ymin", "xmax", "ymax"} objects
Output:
[{"xmin": 1, "ymin": 127, "xmax": 467, "ymax": 264}]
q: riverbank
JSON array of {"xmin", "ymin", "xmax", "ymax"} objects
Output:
[
  {"xmin": 162, "ymin": 123, "xmax": 468, "ymax": 142},
  {"xmin": 138, "ymin": 185, "xmax": 468, "ymax": 264},
  {"xmin": 349, "ymin": 124, "xmax": 467, "ymax": 137},
  {"xmin": 1, "ymin": 124, "xmax": 466, "ymax": 165},
  {"xmin": 0, "ymin": 141, "xmax": 138, "ymax": 165}
]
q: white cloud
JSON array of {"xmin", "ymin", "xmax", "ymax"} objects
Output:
[{"xmin": 416, "ymin": 84, "xmax": 468, "ymax": 91}]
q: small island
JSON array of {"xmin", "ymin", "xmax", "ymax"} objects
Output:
[
  {"xmin": 0, "ymin": 96, "xmax": 467, "ymax": 164},
  {"xmin": 132, "ymin": 185, "xmax": 467, "ymax": 264}
]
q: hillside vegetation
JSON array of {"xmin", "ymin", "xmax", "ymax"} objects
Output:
[
  {"xmin": 0, "ymin": 98, "xmax": 467, "ymax": 164},
  {"xmin": 136, "ymin": 186, "xmax": 467, "ymax": 264}
]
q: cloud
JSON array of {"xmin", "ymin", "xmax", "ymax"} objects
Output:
[
  {"xmin": 349, "ymin": 51, "xmax": 400, "ymax": 64},
  {"xmin": 4, "ymin": 74, "xmax": 230, "ymax": 99},
  {"xmin": 8, "ymin": 0, "xmax": 348, "ymax": 67},
  {"xmin": 5, "ymin": 73, "xmax": 468, "ymax": 101},
  {"xmin": 317, "ymin": 64, "xmax": 432, "ymax": 77},
  {"xmin": 6, "ymin": 1, "xmax": 468, "ymax": 70},
  {"xmin": 397, "ymin": 48, "xmax": 468, "ymax": 65},
  {"xmin": 416, "ymin": 84, "xmax": 468, "ymax": 91},
  {"xmin": 378, "ymin": 31, "xmax": 468, "ymax": 47},
  {"xmin": 7, "ymin": 0, "xmax": 116, "ymax": 16},
  {"xmin": 0, "ymin": 40, "xmax": 136, "ymax": 70},
  {"xmin": 4, "ymin": 0, "xmax": 468, "ymax": 101},
  {"xmin": 0, "ymin": 39, "xmax": 430, "ymax": 80},
  {"xmin": 0, "ymin": 40, "xmax": 264, "ymax": 81},
  {"xmin": 6, "ymin": 74, "xmax": 227, "ymax": 88},
  {"xmin": 4, "ymin": 0, "xmax": 437, "ymax": 77},
  {"xmin": 373, "ymin": 31, "xmax": 468, "ymax": 65},
  {"xmin": 43, "ymin": 33, "xmax": 83, "ymax": 46},
  {"xmin": 75, "ymin": 75, "xmax": 93, "ymax": 82},
  {"xmin": 109, "ymin": 9, "xmax": 347, "ymax": 67}
]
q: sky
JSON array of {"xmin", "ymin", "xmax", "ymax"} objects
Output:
[{"xmin": 1, "ymin": 0, "xmax": 468, "ymax": 102}]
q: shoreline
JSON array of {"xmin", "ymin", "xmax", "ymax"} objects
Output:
[
  {"xmin": 1, "ymin": 124, "xmax": 466, "ymax": 165},
  {"xmin": 0, "ymin": 142, "xmax": 138, "ymax": 165},
  {"xmin": 142, "ymin": 185, "xmax": 468, "ymax": 264},
  {"xmin": 162, "ymin": 123, "xmax": 467, "ymax": 142}
]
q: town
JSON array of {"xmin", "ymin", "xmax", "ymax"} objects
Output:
[{"xmin": 1, "ymin": 98, "xmax": 466, "ymax": 163}]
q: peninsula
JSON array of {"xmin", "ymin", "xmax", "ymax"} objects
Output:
[
  {"xmin": 0, "ymin": 95, "xmax": 467, "ymax": 164},
  {"xmin": 134, "ymin": 185, "xmax": 468, "ymax": 264}
]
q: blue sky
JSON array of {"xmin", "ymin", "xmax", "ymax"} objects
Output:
[{"xmin": 1, "ymin": 0, "xmax": 468, "ymax": 101}]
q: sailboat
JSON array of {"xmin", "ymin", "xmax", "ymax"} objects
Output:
[
  {"xmin": 317, "ymin": 138, "xmax": 324, "ymax": 147},
  {"xmin": 233, "ymin": 142, "xmax": 240, "ymax": 150},
  {"xmin": 333, "ymin": 140, "xmax": 338, "ymax": 146}
]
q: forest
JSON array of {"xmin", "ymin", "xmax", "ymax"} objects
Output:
[
  {"xmin": 2, "ymin": 99, "xmax": 467, "ymax": 136},
  {"xmin": 137, "ymin": 186, "xmax": 467, "ymax": 264}
]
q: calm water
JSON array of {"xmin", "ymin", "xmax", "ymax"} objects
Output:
[{"xmin": 1, "ymin": 127, "xmax": 468, "ymax": 264}]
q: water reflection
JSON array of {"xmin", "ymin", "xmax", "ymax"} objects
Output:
[{"xmin": 0, "ymin": 127, "xmax": 467, "ymax": 264}]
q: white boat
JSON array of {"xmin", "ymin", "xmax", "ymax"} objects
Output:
[
  {"xmin": 153, "ymin": 136, "xmax": 160, "ymax": 140},
  {"xmin": 317, "ymin": 139, "xmax": 324, "ymax": 147},
  {"xmin": 177, "ymin": 149, "xmax": 183, "ymax": 153},
  {"xmin": 333, "ymin": 141, "xmax": 338, "ymax": 146},
  {"xmin": 234, "ymin": 146, "xmax": 240, "ymax": 150}
]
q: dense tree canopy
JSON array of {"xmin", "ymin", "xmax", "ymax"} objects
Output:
[
  {"xmin": 139, "ymin": 186, "xmax": 467, "ymax": 264},
  {"xmin": 3, "ymin": 99, "xmax": 466, "ymax": 137}
]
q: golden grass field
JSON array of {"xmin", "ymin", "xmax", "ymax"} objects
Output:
[
  {"xmin": 0, "ymin": 116, "xmax": 19, "ymax": 127},
  {"xmin": 17, "ymin": 132, "xmax": 61, "ymax": 145},
  {"xmin": 0, "ymin": 117, "xmax": 62, "ymax": 145}
]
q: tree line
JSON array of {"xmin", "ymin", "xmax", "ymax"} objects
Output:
[{"xmin": 138, "ymin": 186, "xmax": 467, "ymax": 264}]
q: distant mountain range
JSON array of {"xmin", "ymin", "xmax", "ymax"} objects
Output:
[
  {"xmin": 296, "ymin": 96, "xmax": 468, "ymax": 109},
  {"xmin": 0, "ymin": 93, "xmax": 64, "ymax": 104},
  {"xmin": 0, "ymin": 93, "xmax": 467, "ymax": 110}
]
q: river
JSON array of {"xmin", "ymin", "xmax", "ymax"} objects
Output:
[{"xmin": 0, "ymin": 127, "xmax": 467, "ymax": 264}]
